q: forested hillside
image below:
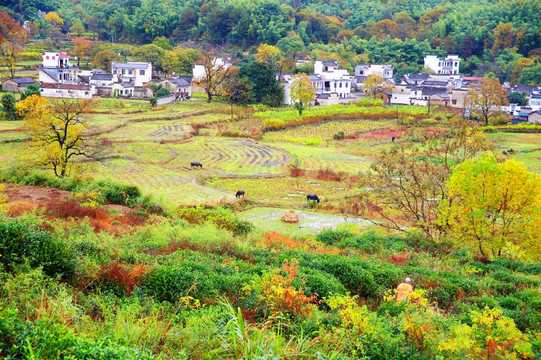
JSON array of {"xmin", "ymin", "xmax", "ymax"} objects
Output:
[{"xmin": 3, "ymin": 0, "xmax": 541, "ymax": 81}]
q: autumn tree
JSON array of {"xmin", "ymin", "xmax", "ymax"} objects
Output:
[
  {"xmin": 196, "ymin": 48, "xmax": 234, "ymax": 103},
  {"xmin": 367, "ymin": 128, "xmax": 493, "ymax": 240},
  {"xmin": 440, "ymin": 156, "xmax": 541, "ymax": 260},
  {"xmin": 44, "ymin": 11, "xmax": 63, "ymax": 44},
  {"xmin": 255, "ymin": 43, "xmax": 283, "ymax": 68},
  {"xmin": 17, "ymin": 96, "xmax": 100, "ymax": 178},
  {"xmin": 370, "ymin": 19, "xmax": 398, "ymax": 41},
  {"xmin": 92, "ymin": 50, "xmax": 122, "ymax": 71},
  {"xmin": 69, "ymin": 21, "xmax": 85, "ymax": 36},
  {"xmin": 362, "ymin": 74, "xmax": 391, "ymax": 99},
  {"xmin": 491, "ymin": 23, "xmax": 514, "ymax": 57},
  {"xmin": 467, "ymin": 76, "xmax": 508, "ymax": 125},
  {"xmin": 0, "ymin": 12, "xmax": 26, "ymax": 79},
  {"xmin": 289, "ymin": 73, "xmax": 315, "ymax": 115},
  {"xmin": 72, "ymin": 37, "xmax": 92, "ymax": 67}
]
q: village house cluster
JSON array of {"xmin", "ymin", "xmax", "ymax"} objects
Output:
[
  {"xmin": 2, "ymin": 52, "xmax": 540, "ymax": 124},
  {"xmin": 2, "ymin": 51, "xmax": 192, "ymax": 103}
]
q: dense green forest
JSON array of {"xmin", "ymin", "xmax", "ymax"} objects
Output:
[{"xmin": 2, "ymin": 0, "xmax": 541, "ymax": 81}]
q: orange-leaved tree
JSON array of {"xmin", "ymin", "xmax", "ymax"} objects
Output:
[
  {"xmin": 17, "ymin": 95, "xmax": 100, "ymax": 177},
  {"xmin": 467, "ymin": 76, "xmax": 508, "ymax": 125}
]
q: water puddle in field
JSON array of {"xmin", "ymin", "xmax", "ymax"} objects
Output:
[{"xmin": 238, "ymin": 207, "xmax": 372, "ymax": 236}]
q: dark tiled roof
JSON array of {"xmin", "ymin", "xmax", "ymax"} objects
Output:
[
  {"xmin": 408, "ymin": 73, "xmax": 430, "ymax": 80},
  {"xmin": 422, "ymin": 80, "xmax": 448, "ymax": 87},
  {"xmin": 511, "ymin": 85, "xmax": 538, "ymax": 94},
  {"xmin": 168, "ymin": 76, "xmax": 192, "ymax": 86},
  {"xmin": 7, "ymin": 77, "xmax": 37, "ymax": 85},
  {"xmin": 317, "ymin": 93, "xmax": 330, "ymax": 99},
  {"xmin": 422, "ymin": 87, "xmax": 448, "ymax": 96},
  {"xmin": 91, "ymin": 73, "xmax": 114, "ymax": 80},
  {"xmin": 323, "ymin": 60, "xmax": 338, "ymax": 66},
  {"xmin": 78, "ymin": 75, "xmax": 90, "ymax": 84}
]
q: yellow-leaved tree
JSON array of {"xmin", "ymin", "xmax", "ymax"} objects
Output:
[
  {"xmin": 289, "ymin": 73, "xmax": 315, "ymax": 115},
  {"xmin": 362, "ymin": 74, "xmax": 392, "ymax": 99},
  {"xmin": 440, "ymin": 155, "xmax": 541, "ymax": 260},
  {"xmin": 17, "ymin": 95, "xmax": 99, "ymax": 178}
]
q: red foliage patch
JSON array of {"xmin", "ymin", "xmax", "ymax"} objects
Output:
[
  {"xmin": 386, "ymin": 252, "xmax": 412, "ymax": 266},
  {"xmin": 98, "ymin": 262, "xmax": 148, "ymax": 295},
  {"xmin": 45, "ymin": 200, "xmax": 145, "ymax": 233}
]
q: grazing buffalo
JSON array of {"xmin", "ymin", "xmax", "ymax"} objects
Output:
[
  {"xmin": 236, "ymin": 190, "xmax": 245, "ymax": 198},
  {"xmin": 191, "ymin": 161, "xmax": 203, "ymax": 168},
  {"xmin": 306, "ymin": 194, "xmax": 320, "ymax": 203}
]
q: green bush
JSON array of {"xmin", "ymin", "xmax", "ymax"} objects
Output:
[
  {"xmin": 93, "ymin": 180, "xmax": 141, "ymax": 206},
  {"xmin": 340, "ymin": 230, "xmax": 382, "ymax": 253},
  {"xmin": 0, "ymin": 312, "xmax": 154, "ymax": 359},
  {"xmin": 315, "ymin": 229, "xmax": 353, "ymax": 245},
  {"xmin": 0, "ymin": 217, "xmax": 76, "ymax": 279},
  {"xmin": 297, "ymin": 267, "xmax": 347, "ymax": 300},
  {"xmin": 383, "ymin": 236, "xmax": 409, "ymax": 252},
  {"xmin": 177, "ymin": 206, "xmax": 254, "ymax": 236}
]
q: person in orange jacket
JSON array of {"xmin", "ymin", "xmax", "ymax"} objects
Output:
[{"xmin": 396, "ymin": 277, "xmax": 413, "ymax": 302}]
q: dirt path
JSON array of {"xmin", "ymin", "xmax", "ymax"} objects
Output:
[{"xmin": 3, "ymin": 183, "xmax": 71, "ymax": 206}]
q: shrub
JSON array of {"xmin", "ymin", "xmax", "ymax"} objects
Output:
[
  {"xmin": 177, "ymin": 206, "xmax": 254, "ymax": 236},
  {"xmin": 0, "ymin": 217, "xmax": 76, "ymax": 279},
  {"xmin": 0, "ymin": 313, "xmax": 154, "ymax": 359},
  {"xmin": 315, "ymin": 228, "xmax": 353, "ymax": 245},
  {"xmin": 93, "ymin": 180, "xmax": 141, "ymax": 206},
  {"xmin": 340, "ymin": 230, "xmax": 382, "ymax": 253},
  {"xmin": 297, "ymin": 267, "xmax": 347, "ymax": 300}
]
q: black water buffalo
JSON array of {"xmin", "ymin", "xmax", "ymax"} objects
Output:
[
  {"xmin": 392, "ymin": 136, "xmax": 396, "ymax": 142},
  {"xmin": 191, "ymin": 161, "xmax": 203, "ymax": 168},
  {"xmin": 236, "ymin": 190, "xmax": 245, "ymax": 198},
  {"xmin": 306, "ymin": 194, "xmax": 320, "ymax": 203}
]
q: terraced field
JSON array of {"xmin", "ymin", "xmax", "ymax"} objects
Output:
[
  {"xmin": 105, "ymin": 121, "xmax": 192, "ymax": 142},
  {"xmin": 167, "ymin": 138, "xmax": 292, "ymax": 176},
  {"xmin": 263, "ymin": 119, "xmax": 398, "ymax": 143},
  {"xmin": 267, "ymin": 142, "xmax": 371, "ymax": 173}
]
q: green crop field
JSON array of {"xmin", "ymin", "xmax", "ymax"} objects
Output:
[{"xmin": 487, "ymin": 132, "xmax": 541, "ymax": 172}]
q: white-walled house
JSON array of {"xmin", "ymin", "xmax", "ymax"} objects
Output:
[
  {"xmin": 39, "ymin": 51, "xmax": 80, "ymax": 84},
  {"xmin": 281, "ymin": 66, "xmax": 353, "ymax": 106},
  {"xmin": 354, "ymin": 64, "xmax": 393, "ymax": 80},
  {"xmin": 111, "ymin": 62, "xmax": 152, "ymax": 87},
  {"xmin": 161, "ymin": 76, "xmax": 192, "ymax": 98},
  {"xmin": 314, "ymin": 60, "xmax": 339, "ymax": 74},
  {"xmin": 38, "ymin": 51, "xmax": 94, "ymax": 99},
  {"xmin": 424, "ymin": 55, "xmax": 460, "ymax": 75}
]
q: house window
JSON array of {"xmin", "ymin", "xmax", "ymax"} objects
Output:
[
  {"xmin": 339, "ymin": 83, "xmax": 342, "ymax": 88},
  {"xmin": 122, "ymin": 69, "xmax": 125, "ymax": 75},
  {"xmin": 345, "ymin": 83, "xmax": 348, "ymax": 88},
  {"xmin": 452, "ymin": 99, "xmax": 457, "ymax": 105},
  {"xmin": 140, "ymin": 70, "xmax": 145, "ymax": 75},
  {"xmin": 129, "ymin": 69, "xmax": 133, "ymax": 75},
  {"xmin": 46, "ymin": 56, "xmax": 49, "ymax": 60}
]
